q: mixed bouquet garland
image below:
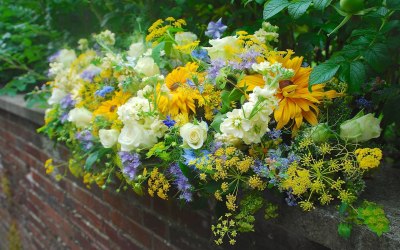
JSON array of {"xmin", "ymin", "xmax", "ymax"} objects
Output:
[{"xmin": 39, "ymin": 18, "xmax": 389, "ymax": 245}]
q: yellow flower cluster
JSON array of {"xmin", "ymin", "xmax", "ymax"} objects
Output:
[
  {"xmin": 236, "ymin": 30, "xmax": 268, "ymax": 56},
  {"xmin": 355, "ymin": 148, "xmax": 382, "ymax": 170},
  {"xmin": 148, "ymin": 168, "xmax": 170, "ymax": 200},
  {"xmin": 83, "ymin": 172, "xmax": 106, "ymax": 188},
  {"xmin": 44, "ymin": 158, "xmax": 55, "ymax": 174},
  {"xmin": 146, "ymin": 17, "xmax": 186, "ymax": 43}
]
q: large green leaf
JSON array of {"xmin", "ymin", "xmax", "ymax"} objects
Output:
[
  {"xmin": 348, "ymin": 61, "xmax": 365, "ymax": 93},
  {"xmin": 364, "ymin": 43, "xmax": 390, "ymax": 72},
  {"xmin": 313, "ymin": 0, "xmax": 332, "ymax": 10},
  {"xmin": 288, "ymin": 0, "xmax": 312, "ymax": 19},
  {"xmin": 309, "ymin": 61, "xmax": 340, "ymax": 87},
  {"xmin": 387, "ymin": 0, "xmax": 400, "ymax": 10},
  {"xmin": 263, "ymin": 0, "xmax": 290, "ymax": 19}
]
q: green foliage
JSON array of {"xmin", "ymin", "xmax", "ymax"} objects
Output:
[
  {"xmin": 264, "ymin": 202, "xmax": 279, "ymax": 220},
  {"xmin": 357, "ymin": 201, "xmax": 390, "ymax": 236}
]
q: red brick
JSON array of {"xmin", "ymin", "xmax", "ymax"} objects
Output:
[{"xmin": 152, "ymin": 235, "xmax": 176, "ymax": 250}]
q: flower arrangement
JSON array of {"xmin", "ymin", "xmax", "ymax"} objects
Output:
[{"xmin": 39, "ymin": 17, "xmax": 389, "ymax": 244}]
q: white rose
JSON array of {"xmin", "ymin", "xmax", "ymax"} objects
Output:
[
  {"xmin": 180, "ymin": 121, "xmax": 208, "ymax": 149},
  {"xmin": 58, "ymin": 49, "xmax": 77, "ymax": 66},
  {"xmin": 204, "ymin": 36, "xmax": 241, "ymax": 61},
  {"xmin": 68, "ymin": 108, "xmax": 92, "ymax": 128},
  {"xmin": 134, "ymin": 57, "xmax": 160, "ymax": 77},
  {"xmin": 48, "ymin": 88, "xmax": 67, "ymax": 105},
  {"xmin": 99, "ymin": 129, "xmax": 119, "ymax": 148},
  {"xmin": 175, "ymin": 32, "xmax": 198, "ymax": 45},
  {"xmin": 118, "ymin": 121, "xmax": 157, "ymax": 151},
  {"xmin": 127, "ymin": 42, "xmax": 146, "ymax": 58}
]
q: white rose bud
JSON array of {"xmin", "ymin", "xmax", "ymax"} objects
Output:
[
  {"xmin": 99, "ymin": 129, "xmax": 119, "ymax": 148},
  {"xmin": 134, "ymin": 57, "xmax": 160, "ymax": 77},
  {"xmin": 180, "ymin": 121, "xmax": 208, "ymax": 149},
  {"xmin": 68, "ymin": 107, "xmax": 92, "ymax": 128}
]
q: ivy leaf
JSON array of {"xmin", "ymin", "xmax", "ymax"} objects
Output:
[
  {"xmin": 313, "ymin": 0, "xmax": 332, "ymax": 10},
  {"xmin": 85, "ymin": 151, "xmax": 99, "ymax": 171},
  {"xmin": 338, "ymin": 223, "xmax": 352, "ymax": 239},
  {"xmin": 348, "ymin": 61, "xmax": 365, "ymax": 93},
  {"xmin": 309, "ymin": 61, "xmax": 341, "ymax": 87},
  {"xmin": 263, "ymin": 0, "xmax": 290, "ymax": 19},
  {"xmin": 288, "ymin": 0, "xmax": 312, "ymax": 19}
]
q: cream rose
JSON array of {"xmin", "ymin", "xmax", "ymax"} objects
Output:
[
  {"xmin": 68, "ymin": 108, "xmax": 92, "ymax": 128},
  {"xmin": 127, "ymin": 42, "xmax": 146, "ymax": 58},
  {"xmin": 118, "ymin": 121, "xmax": 158, "ymax": 151},
  {"xmin": 175, "ymin": 32, "xmax": 198, "ymax": 45},
  {"xmin": 99, "ymin": 129, "xmax": 119, "ymax": 148},
  {"xmin": 340, "ymin": 113, "xmax": 381, "ymax": 142},
  {"xmin": 204, "ymin": 36, "xmax": 241, "ymax": 61},
  {"xmin": 48, "ymin": 88, "xmax": 67, "ymax": 105},
  {"xmin": 180, "ymin": 121, "xmax": 208, "ymax": 149},
  {"xmin": 134, "ymin": 57, "xmax": 160, "ymax": 77}
]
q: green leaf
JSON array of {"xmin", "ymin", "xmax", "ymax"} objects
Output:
[
  {"xmin": 313, "ymin": 0, "xmax": 332, "ymax": 10},
  {"xmin": 339, "ymin": 202, "xmax": 349, "ymax": 215},
  {"xmin": 364, "ymin": 43, "xmax": 389, "ymax": 72},
  {"xmin": 288, "ymin": 0, "xmax": 312, "ymax": 19},
  {"xmin": 151, "ymin": 41, "xmax": 165, "ymax": 65},
  {"xmin": 387, "ymin": 0, "xmax": 400, "ymax": 10},
  {"xmin": 309, "ymin": 61, "xmax": 340, "ymax": 87},
  {"xmin": 338, "ymin": 223, "xmax": 352, "ymax": 239},
  {"xmin": 85, "ymin": 151, "xmax": 99, "ymax": 171},
  {"xmin": 357, "ymin": 201, "xmax": 390, "ymax": 237},
  {"xmin": 263, "ymin": 0, "xmax": 290, "ymax": 19},
  {"xmin": 348, "ymin": 61, "xmax": 365, "ymax": 93},
  {"xmin": 210, "ymin": 113, "xmax": 226, "ymax": 133}
]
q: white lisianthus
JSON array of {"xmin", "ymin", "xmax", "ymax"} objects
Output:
[
  {"xmin": 175, "ymin": 32, "xmax": 198, "ymax": 45},
  {"xmin": 180, "ymin": 121, "xmax": 208, "ymax": 149},
  {"xmin": 118, "ymin": 121, "xmax": 158, "ymax": 151},
  {"xmin": 205, "ymin": 36, "xmax": 241, "ymax": 61},
  {"xmin": 127, "ymin": 42, "xmax": 146, "ymax": 59},
  {"xmin": 117, "ymin": 96, "xmax": 151, "ymax": 123},
  {"xmin": 99, "ymin": 129, "xmax": 119, "ymax": 148},
  {"xmin": 134, "ymin": 57, "xmax": 160, "ymax": 77},
  {"xmin": 68, "ymin": 108, "xmax": 92, "ymax": 128},
  {"xmin": 251, "ymin": 61, "xmax": 272, "ymax": 75},
  {"xmin": 214, "ymin": 133, "xmax": 242, "ymax": 147},
  {"xmin": 249, "ymin": 85, "xmax": 277, "ymax": 103},
  {"xmin": 48, "ymin": 88, "xmax": 67, "ymax": 105}
]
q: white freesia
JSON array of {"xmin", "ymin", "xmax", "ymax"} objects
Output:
[
  {"xmin": 118, "ymin": 121, "xmax": 158, "ymax": 151},
  {"xmin": 180, "ymin": 121, "xmax": 208, "ymax": 149},
  {"xmin": 48, "ymin": 88, "xmax": 67, "ymax": 105},
  {"xmin": 68, "ymin": 108, "xmax": 92, "ymax": 128},
  {"xmin": 58, "ymin": 49, "xmax": 76, "ymax": 66},
  {"xmin": 134, "ymin": 57, "xmax": 160, "ymax": 77},
  {"xmin": 220, "ymin": 109, "xmax": 251, "ymax": 139},
  {"xmin": 205, "ymin": 36, "xmax": 241, "ymax": 61},
  {"xmin": 127, "ymin": 42, "xmax": 146, "ymax": 58},
  {"xmin": 151, "ymin": 119, "xmax": 168, "ymax": 138},
  {"xmin": 137, "ymin": 85, "xmax": 154, "ymax": 98},
  {"xmin": 175, "ymin": 32, "xmax": 198, "ymax": 45},
  {"xmin": 99, "ymin": 129, "xmax": 119, "ymax": 148}
]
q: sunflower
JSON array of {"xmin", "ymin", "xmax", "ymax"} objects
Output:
[
  {"xmin": 269, "ymin": 50, "xmax": 339, "ymax": 133},
  {"xmin": 93, "ymin": 91, "xmax": 131, "ymax": 121},
  {"xmin": 158, "ymin": 62, "xmax": 202, "ymax": 118}
]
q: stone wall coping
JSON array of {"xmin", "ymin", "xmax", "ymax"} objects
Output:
[{"xmin": 0, "ymin": 95, "xmax": 44, "ymax": 125}]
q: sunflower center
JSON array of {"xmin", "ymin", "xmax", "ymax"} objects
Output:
[
  {"xmin": 109, "ymin": 105, "xmax": 117, "ymax": 112},
  {"xmin": 279, "ymin": 80, "xmax": 294, "ymax": 89}
]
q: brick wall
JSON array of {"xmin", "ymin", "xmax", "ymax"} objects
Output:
[{"xmin": 1, "ymin": 96, "xmax": 399, "ymax": 250}]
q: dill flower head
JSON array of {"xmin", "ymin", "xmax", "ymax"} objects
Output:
[{"xmin": 269, "ymin": 50, "xmax": 339, "ymax": 133}]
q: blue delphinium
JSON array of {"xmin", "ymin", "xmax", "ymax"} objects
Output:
[
  {"xmin": 48, "ymin": 50, "xmax": 61, "ymax": 62},
  {"xmin": 268, "ymin": 129, "xmax": 282, "ymax": 140},
  {"xmin": 228, "ymin": 50, "xmax": 261, "ymax": 70},
  {"xmin": 76, "ymin": 130, "xmax": 93, "ymax": 150},
  {"xmin": 95, "ymin": 86, "xmax": 114, "ymax": 97},
  {"xmin": 182, "ymin": 149, "xmax": 197, "ymax": 166},
  {"xmin": 252, "ymin": 160, "xmax": 270, "ymax": 178},
  {"xmin": 163, "ymin": 115, "xmax": 176, "ymax": 128},
  {"xmin": 119, "ymin": 152, "xmax": 141, "ymax": 180},
  {"xmin": 285, "ymin": 189, "xmax": 297, "ymax": 206},
  {"xmin": 191, "ymin": 49, "xmax": 209, "ymax": 62},
  {"xmin": 205, "ymin": 18, "xmax": 227, "ymax": 39},
  {"xmin": 59, "ymin": 94, "xmax": 76, "ymax": 123},
  {"xmin": 356, "ymin": 97, "xmax": 372, "ymax": 109},
  {"xmin": 169, "ymin": 163, "xmax": 193, "ymax": 202}
]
